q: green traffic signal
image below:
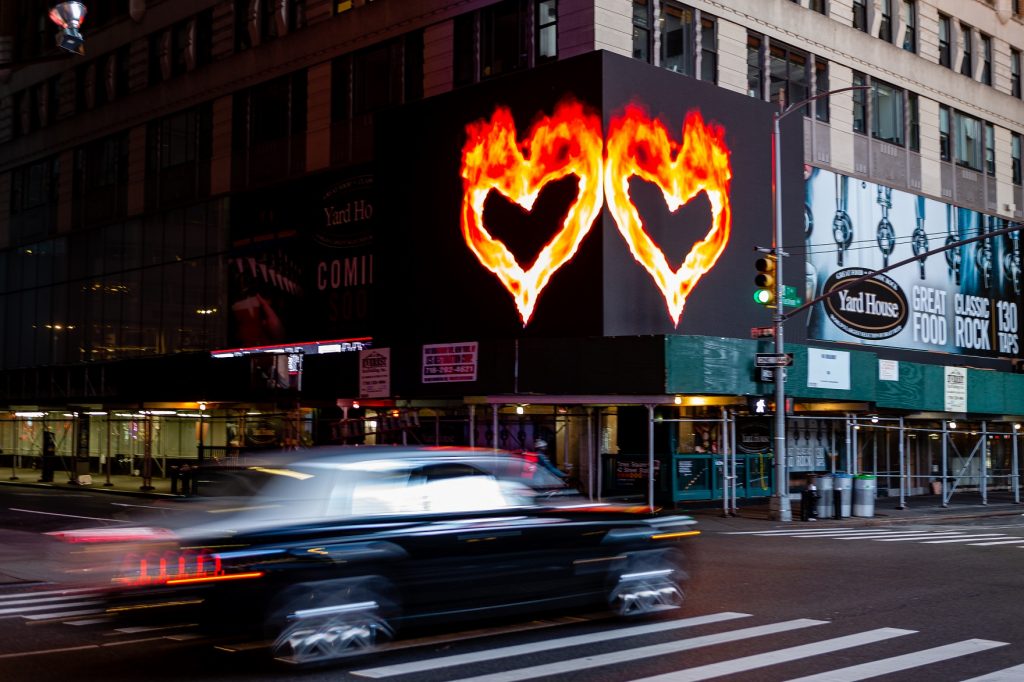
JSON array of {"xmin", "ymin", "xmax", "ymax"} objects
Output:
[{"xmin": 753, "ymin": 254, "xmax": 777, "ymax": 307}]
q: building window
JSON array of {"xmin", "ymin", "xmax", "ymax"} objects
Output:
[
  {"xmin": 908, "ymin": 91, "xmax": 919, "ymax": 152},
  {"xmin": 901, "ymin": 1, "xmax": 916, "ymax": 52},
  {"xmin": 1012, "ymin": 133, "xmax": 1022, "ymax": 186},
  {"xmin": 981, "ymin": 34, "xmax": 992, "ymax": 85},
  {"xmin": 769, "ymin": 41, "xmax": 809, "ymax": 113},
  {"xmin": 879, "ymin": 0, "xmax": 893, "ymax": 43},
  {"xmin": 700, "ymin": 15, "xmax": 717, "ymax": 83},
  {"xmin": 661, "ymin": 3, "xmax": 697, "ymax": 77},
  {"xmin": 536, "ymin": 0, "xmax": 557, "ymax": 64},
  {"xmin": 746, "ymin": 33, "xmax": 763, "ymax": 99},
  {"xmin": 809, "ymin": 0, "xmax": 826, "ymax": 14},
  {"xmin": 1012, "ymin": 49, "xmax": 1022, "ymax": 98},
  {"xmin": 955, "ymin": 111, "xmax": 983, "ymax": 172},
  {"xmin": 233, "ymin": 71, "xmax": 307, "ymax": 187},
  {"xmin": 985, "ymin": 123, "xmax": 995, "ymax": 176},
  {"xmin": 939, "ymin": 105, "xmax": 951, "ymax": 161},
  {"xmin": 480, "ymin": 0, "xmax": 528, "ymax": 80},
  {"xmin": 10, "ymin": 157, "xmax": 59, "ymax": 245},
  {"xmin": 72, "ymin": 133, "xmax": 130, "ymax": 229},
  {"xmin": 146, "ymin": 104, "xmax": 213, "ymax": 210},
  {"xmin": 852, "ymin": 0, "xmax": 867, "ymax": 32},
  {"xmin": 938, "ymin": 15, "xmax": 951, "ymax": 68},
  {"xmin": 960, "ymin": 24, "xmax": 973, "ymax": 78},
  {"xmin": 633, "ymin": 0, "xmax": 652, "ymax": 62},
  {"xmin": 852, "ymin": 72, "xmax": 867, "ymax": 134},
  {"xmin": 453, "ymin": 13, "xmax": 476, "ymax": 87},
  {"xmin": 871, "ymin": 79, "xmax": 904, "ymax": 146},
  {"xmin": 814, "ymin": 58, "xmax": 829, "ymax": 122}
]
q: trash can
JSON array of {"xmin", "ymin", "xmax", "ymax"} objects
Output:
[
  {"xmin": 853, "ymin": 474, "xmax": 877, "ymax": 517},
  {"xmin": 816, "ymin": 474, "xmax": 834, "ymax": 519},
  {"xmin": 833, "ymin": 473, "xmax": 853, "ymax": 518}
]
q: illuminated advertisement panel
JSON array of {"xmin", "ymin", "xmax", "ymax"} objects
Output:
[
  {"xmin": 375, "ymin": 51, "xmax": 802, "ymax": 342},
  {"xmin": 805, "ymin": 168, "xmax": 1022, "ymax": 358}
]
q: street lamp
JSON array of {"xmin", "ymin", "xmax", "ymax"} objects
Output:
[
  {"xmin": 49, "ymin": 2, "xmax": 88, "ymax": 55},
  {"xmin": 769, "ymin": 85, "xmax": 870, "ymax": 523}
]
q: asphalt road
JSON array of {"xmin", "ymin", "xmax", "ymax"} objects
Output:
[{"xmin": 1, "ymin": 487, "xmax": 1023, "ymax": 681}]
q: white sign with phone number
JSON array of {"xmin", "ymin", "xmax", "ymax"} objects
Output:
[{"xmin": 422, "ymin": 342, "xmax": 478, "ymax": 383}]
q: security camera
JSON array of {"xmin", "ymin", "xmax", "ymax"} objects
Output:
[{"xmin": 49, "ymin": 2, "xmax": 88, "ymax": 55}]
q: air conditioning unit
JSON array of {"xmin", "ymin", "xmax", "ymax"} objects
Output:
[{"xmin": 1004, "ymin": 203, "xmax": 1017, "ymax": 213}]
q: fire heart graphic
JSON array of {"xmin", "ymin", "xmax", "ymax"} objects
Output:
[
  {"xmin": 605, "ymin": 105, "xmax": 733, "ymax": 326},
  {"xmin": 460, "ymin": 99, "xmax": 604, "ymax": 325}
]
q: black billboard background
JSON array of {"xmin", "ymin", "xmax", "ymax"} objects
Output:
[{"xmin": 374, "ymin": 51, "xmax": 804, "ymax": 344}]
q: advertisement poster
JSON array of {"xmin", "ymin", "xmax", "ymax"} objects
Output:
[
  {"xmin": 805, "ymin": 168, "xmax": 1022, "ymax": 359},
  {"xmin": 359, "ymin": 348, "xmax": 390, "ymax": 399},
  {"xmin": 944, "ymin": 366, "xmax": 967, "ymax": 412},
  {"xmin": 422, "ymin": 342, "xmax": 478, "ymax": 384}
]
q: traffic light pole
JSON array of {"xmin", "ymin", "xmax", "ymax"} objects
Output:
[
  {"xmin": 768, "ymin": 85, "xmax": 869, "ymax": 523},
  {"xmin": 770, "ymin": 109, "xmax": 791, "ymax": 522}
]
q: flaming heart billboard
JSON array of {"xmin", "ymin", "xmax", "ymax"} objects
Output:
[{"xmin": 375, "ymin": 50, "xmax": 802, "ymax": 342}]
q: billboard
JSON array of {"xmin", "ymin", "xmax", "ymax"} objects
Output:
[
  {"xmin": 805, "ymin": 168, "xmax": 1022, "ymax": 359},
  {"xmin": 374, "ymin": 51, "xmax": 802, "ymax": 342}
]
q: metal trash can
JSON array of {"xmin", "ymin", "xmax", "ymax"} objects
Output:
[
  {"xmin": 853, "ymin": 474, "xmax": 877, "ymax": 517},
  {"xmin": 833, "ymin": 473, "xmax": 853, "ymax": 518},
  {"xmin": 816, "ymin": 474, "xmax": 834, "ymax": 519}
]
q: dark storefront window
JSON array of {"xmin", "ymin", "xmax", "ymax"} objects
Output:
[
  {"xmin": 852, "ymin": 0, "xmax": 867, "ymax": 32},
  {"xmin": 1012, "ymin": 133, "xmax": 1022, "ymax": 186},
  {"xmin": 939, "ymin": 105, "xmax": 951, "ymax": 161},
  {"xmin": 700, "ymin": 16, "xmax": 717, "ymax": 83},
  {"xmin": 908, "ymin": 91, "xmax": 919, "ymax": 152},
  {"xmin": 662, "ymin": 3, "xmax": 696, "ymax": 77},
  {"xmin": 1012, "ymin": 49, "xmax": 1021, "ymax": 98},
  {"xmin": 10, "ymin": 157, "xmax": 59, "ymax": 246},
  {"xmin": 814, "ymin": 58, "xmax": 829, "ymax": 122},
  {"xmin": 852, "ymin": 72, "xmax": 867, "ymax": 134},
  {"xmin": 879, "ymin": 0, "xmax": 893, "ymax": 43},
  {"xmin": 955, "ymin": 110, "xmax": 983, "ymax": 172},
  {"xmin": 146, "ymin": 103, "xmax": 213, "ymax": 210},
  {"xmin": 985, "ymin": 123, "xmax": 995, "ymax": 176},
  {"xmin": 72, "ymin": 133, "xmax": 129, "ymax": 230},
  {"xmin": 960, "ymin": 24, "xmax": 973, "ymax": 77},
  {"xmin": 980, "ymin": 34, "xmax": 992, "ymax": 85},
  {"xmin": 233, "ymin": 71, "xmax": 307, "ymax": 188}
]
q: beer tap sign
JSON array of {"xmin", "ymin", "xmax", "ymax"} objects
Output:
[{"xmin": 805, "ymin": 168, "xmax": 1022, "ymax": 359}]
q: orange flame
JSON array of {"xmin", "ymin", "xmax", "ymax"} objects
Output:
[
  {"xmin": 604, "ymin": 106, "xmax": 733, "ymax": 326},
  {"xmin": 460, "ymin": 99, "xmax": 604, "ymax": 325}
]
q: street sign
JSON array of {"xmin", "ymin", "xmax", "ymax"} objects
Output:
[
  {"xmin": 781, "ymin": 285, "xmax": 802, "ymax": 307},
  {"xmin": 750, "ymin": 326, "xmax": 775, "ymax": 339},
  {"xmin": 755, "ymin": 352, "xmax": 794, "ymax": 367},
  {"xmin": 755, "ymin": 367, "xmax": 787, "ymax": 382}
]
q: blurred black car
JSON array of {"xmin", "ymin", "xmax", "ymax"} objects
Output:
[{"xmin": 49, "ymin": 447, "xmax": 698, "ymax": 666}]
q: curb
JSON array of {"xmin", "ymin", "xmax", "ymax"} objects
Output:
[{"xmin": 0, "ymin": 479, "xmax": 178, "ymax": 499}]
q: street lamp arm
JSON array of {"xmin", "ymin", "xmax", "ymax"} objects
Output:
[
  {"xmin": 782, "ymin": 221, "xmax": 1023, "ymax": 322},
  {"xmin": 776, "ymin": 85, "xmax": 872, "ymax": 121}
]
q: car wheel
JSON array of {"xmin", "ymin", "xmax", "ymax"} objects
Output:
[
  {"xmin": 267, "ymin": 576, "xmax": 396, "ymax": 666},
  {"xmin": 608, "ymin": 550, "xmax": 686, "ymax": 617}
]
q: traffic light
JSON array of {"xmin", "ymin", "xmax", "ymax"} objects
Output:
[{"xmin": 753, "ymin": 254, "xmax": 777, "ymax": 307}]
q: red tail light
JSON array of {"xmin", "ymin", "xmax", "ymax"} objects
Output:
[
  {"xmin": 46, "ymin": 526, "xmax": 178, "ymax": 544},
  {"xmin": 114, "ymin": 547, "xmax": 263, "ymax": 587}
]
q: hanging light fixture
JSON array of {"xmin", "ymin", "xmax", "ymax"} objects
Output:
[{"xmin": 49, "ymin": 2, "xmax": 88, "ymax": 55}]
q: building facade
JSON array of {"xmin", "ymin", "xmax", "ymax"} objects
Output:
[{"xmin": 1, "ymin": 1, "xmax": 1023, "ymax": 505}]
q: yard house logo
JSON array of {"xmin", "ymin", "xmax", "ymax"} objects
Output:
[
  {"xmin": 459, "ymin": 98, "xmax": 733, "ymax": 326},
  {"xmin": 823, "ymin": 268, "xmax": 909, "ymax": 340}
]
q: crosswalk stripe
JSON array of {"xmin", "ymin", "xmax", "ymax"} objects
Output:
[
  {"xmin": 725, "ymin": 529, "xmax": 857, "ymax": 535},
  {"xmin": 618, "ymin": 628, "xmax": 915, "ymax": 682},
  {"xmin": 0, "ymin": 600, "xmax": 99, "ymax": 616},
  {"xmin": 783, "ymin": 638, "xmax": 1007, "ymax": 681},
  {"xmin": 967, "ymin": 539, "xmax": 1024, "ymax": 546},
  {"xmin": 350, "ymin": 612, "xmax": 753, "ymax": 678},
  {"xmin": 920, "ymin": 535, "xmax": 1013, "ymax": 544},
  {"xmin": 872, "ymin": 533, "xmax": 975, "ymax": 542},
  {"xmin": 0, "ymin": 587, "xmax": 101, "ymax": 601},
  {"xmin": 0, "ymin": 593, "xmax": 103, "ymax": 607},
  {"xmin": 22, "ymin": 608, "xmax": 105, "ymax": 621},
  {"xmin": 961, "ymin": 662, "xmax": 1024, "ymax": 680},
  {"xmin": 433, "ymin": 619, "xmax": 830, "ymax": 682}
]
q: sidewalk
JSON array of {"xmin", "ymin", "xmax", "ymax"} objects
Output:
[
  {"xmin": 0, "ymin": 466, "xmax": 176, "ymax": 497},
  {"xmin": 682, "ymin": 490, "xmax": 1024, "ymax": 533}
]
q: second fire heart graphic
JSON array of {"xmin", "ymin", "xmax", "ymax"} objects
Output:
[{"xmin": 460, "ymin": 97, "xmax": 733, "ymax": 327}]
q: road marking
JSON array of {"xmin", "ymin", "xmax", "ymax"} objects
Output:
[
  {"xmin": 438, "ymin": 620, "xmax": 834, "ymax": 682},
  {"xmin": 724, "ymin": 529, "xmax": 857, "ymax": 535},
  {"xmin": 967, "ymin": 539, "xmax": 1024, "ymax": 546},
  {"xmin": 919, "ymin": 534, "xmax": 1013, "ymax": 544},
  {"xmin": 962, "ymin": 662, "xmax": 1024, "ymax": 680},
  {"xmin": 0, "ymin": 600, "xmax": 99, "ymax": 615},
  {"xmin": 350, "ymin": 612, "xmax": 754, "ymax": 678},
  {"xmin": 872, "ymin": 533, "xmax": 974, "ymax": 542},
  {"xmin": 783, "ymin": 638, "xmax": 1007, "ymax": 681},
  {"xmin": 625, "ymin": 628, "xmax": 916, "ymax": 682},
  {"xmin": 7, "ymin": 507, "xmax": 122, "ymax": 523},
  {"xmin": 0, "ymin": 587, "xmax": 103, "ymax": 601},
  {"xmin": 23, "ymin": 608, "xmax": 105, "ymax": 621},
  {"xmin": 0, "ymin": 593, "xmax": 103, "ymax": 607}
]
